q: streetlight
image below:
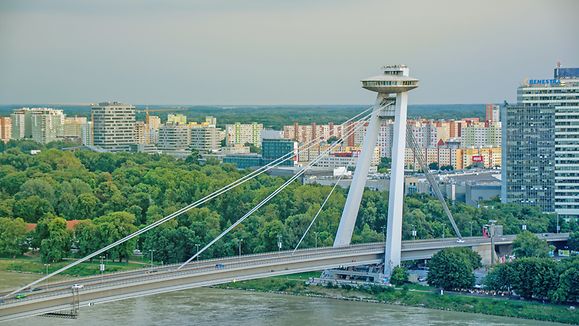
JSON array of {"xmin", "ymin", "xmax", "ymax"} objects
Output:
[
  {"xmin": 442, "ymin": 225, "xmax": 445, "ymax": 239},
  {"xmin": 380, "ymin": 226, "xmax": 386, "ymax": 240},
  {"xmin": 238, "ymin": 239, "xmax": 243, "ymax": 257},
  {"xmin": 99, "ymin": 256, "xmax": 105, "ymax": 283},
  {"xmin": 556, "ymin": 215, "xmax": 560, "ymax": 233},
  {"xmin": 44, "ymin": 264, "xmax": 50, "ymax": 289},
  {"xmin": 277, "ymin": 235, "xmax": 282, "ymax": 253},
  {"xmin": 313, "ymin": 232, "xmax": 319, "ymax": 248},
  {"xmin": 149, "ymin": 249, "xmax": 155, "ymax": 268},
  {"xmin": 195, "ymin": 244, "xmax": 200, "ymax": 261},
  {"xmin": 469, "ymin": 221, "xmax": 474, "ymax": 237}
]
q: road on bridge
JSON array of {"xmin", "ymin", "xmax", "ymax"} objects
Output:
[{"xmin": 0, "ymin": 233, "xmax": 568, "ymax": 322}]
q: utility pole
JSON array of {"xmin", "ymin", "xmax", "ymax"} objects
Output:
[
  {"xmin": 99, "ymin": 256, "xmax": 105, "ymax": 283},
  {"xmin": 238, "ymin": 239, "xmax": 243, "ymax": 257},
  {"xmin": 149, "ymin": 249, "xmax": 155, "ymax": 268},
  {"xmin": 44, "ymin": 264, "xmax": 50, "ymax": 289},
  {"xmin": 195, "ymin": 244, "xmax": 200, "ymax": 261},
  {"xmin": 313, "ymin": 232, "xmax": 319, "ymax": 248},
  {"xmin": 489, "ymin": 220, "xmax": 496, "ymax": 266},
  {"xmin": 470, "ymin": 221, "xmax": 474, "ymax": 237},
  {"xmin": 277, "ymin": 235, "xmax": 282, "ymax": 253},
  {"xmin": 381, "ymin": 226, "xmax": 386, "ymax": 240}
]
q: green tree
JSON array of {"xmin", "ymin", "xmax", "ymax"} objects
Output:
[
  {"xmin": 37, "ymin": 214, "xmax": 72, "ymax": 263},
  {"xmin": 568, "ymin": 231, "xmax": 579, "ymax": 251},
  {"xmin": 377, "ymin": 157, "xmax": 391, "ymax": 173},
  {"xmin": 74, "ymin": 220, "xmax": 99, "ymax": 259},
  {"xmin": 94, "ymin": 212, "xmax": 138, "ymax": 262},
  {"xmin": 74, "ymin": 193, "xmax": 100, "ymax": 220},
  {"xmin": 427, "ymin": 248, "xmax": 481, "ymax": 290},
  {"xmin": 511, "ymin": 258, "xmax": 558, "ymax": 300},
  {"xmin": 485, "ymin": 263, "xmax": 516, "ymax": 292},
  {"xmin": 390, "ymin": 266, "xmax": 408, "ymax": 286},
  {"xmin": 551, "ymin": 267, "xmax": 579, "ymax": 303},
  {"xmin": 428, "ymin": 162, "xmax": 439, "ymax": 170},
  {"xmin": 512, "ymin": 231, "xmax": 550, "ymax": 258},
  {"xmin": 13, "ymin": 195, "xmax": 54, "ymax": 223},
  {"xmin": 0, "ymin": 217, "xmax": 28, "ymax": 257}
]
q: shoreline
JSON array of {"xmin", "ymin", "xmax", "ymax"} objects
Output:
[{"xmin": 215, "ymin": 279, "xmax": 578, "ymax": 325}]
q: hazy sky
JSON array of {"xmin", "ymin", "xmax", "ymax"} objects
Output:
[{"xmin": 1, "ymin": 0, "xmax": 578, "ymax": 105}]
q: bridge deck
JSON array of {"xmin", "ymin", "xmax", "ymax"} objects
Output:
[{"xmin": 0, "ymin": 233, "xmax": 568, "ymax": 322}]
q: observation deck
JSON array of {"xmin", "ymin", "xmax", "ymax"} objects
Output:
[{"xmin": 361, "ymin": 64, "xmax": 419, "ymax": 93}]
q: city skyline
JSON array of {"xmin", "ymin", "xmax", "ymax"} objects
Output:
[{"xmin": 1, "ymin": 0, "xmax": 578, "ymax": 105}]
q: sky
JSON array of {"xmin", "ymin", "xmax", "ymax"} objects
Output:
[{"xmin": 0, "ymin": 0, "xmax": 578, "ymax": 105}]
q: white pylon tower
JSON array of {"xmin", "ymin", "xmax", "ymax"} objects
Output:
[{"xmin": 333, "ymin": 65, "xmax": 418, "ymax": 277}]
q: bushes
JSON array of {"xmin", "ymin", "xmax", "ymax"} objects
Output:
[
  {"xmin": 427, "ymin": 248, "xmax": 482, "ymax": 290},
  {"xmin": 390, "ymin": 266, "xmax": 408, "ymax": 286},
  {"xmin": 485, "ymin": 256, "xmax": 579, "ymax": 303}
]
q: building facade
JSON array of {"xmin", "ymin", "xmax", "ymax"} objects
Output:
[
  {"xmin": 225, "ymin": 122, "xmax": 263, "ymax": 147},
  {"xmin": 0, "ymin": 117, "xmax": 11, "ymax": 143},
  {"xmin": 91, "ymin": 102, "xmax": 136, "ymax": 151},
  {"xmin": 157, "ymin": 123, "xmax": 191, "ymax": 152},
  {"xmin": 502, "ymin": 66, "xmax": 579, "ymax": 220},
  {"xmin": 62, "ymin": 116, "xmax": 87, "ymax": 142}
]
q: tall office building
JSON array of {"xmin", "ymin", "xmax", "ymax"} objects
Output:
[
  {"xmin": 91, "ymin": 102, "xmax": 136, "ymax": 152},
  {"xmin": 0, "ymin": 117, "xmax": 11, "ymax": 143},
  {"xmin": 261, "ymin": 138, "xmax": 297, "ymax": 166},
  {"xmin": 502, "ymin": 66, "xmax": 579, "ymax": 221}
]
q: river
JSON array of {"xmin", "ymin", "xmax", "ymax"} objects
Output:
[{"xmin": 4, "ymin": 288, "xmax": 566, "ymax": 326}]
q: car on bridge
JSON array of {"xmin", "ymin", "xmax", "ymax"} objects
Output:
[{"xmin": 15, "ymin": 293, "xmax": 26, "ymax": 300}]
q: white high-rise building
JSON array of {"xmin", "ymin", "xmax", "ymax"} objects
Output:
[
  {"xmin": 10, "ymin": 108, "xmax": 64, "ymax": 144},
  {"xmin": 91, "ymin": 102, "xmax": 136, "ymax": 152},
  {"xmin": 157, "ymin": 123, "xmax": 191, "ymax": 152},
  {"xmin": 10, "ymin": 108, "xmax": 32, "ymax": 139},
  {"xmin": 503, "ymin": 66, "xmax": 579, "ymax": 221}
]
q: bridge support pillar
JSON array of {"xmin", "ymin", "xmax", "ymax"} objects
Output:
[
  {"xmin": 383, "ymin": 92, "xmax": 408, "ymax": 277},
  {"xmin": 333, "ymin": 94, "xmax": 386, "ymax": 247}
]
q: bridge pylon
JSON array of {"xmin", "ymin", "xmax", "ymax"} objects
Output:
[{"xmin": 333, "ymin": 65, "xmax": 418, "ymax": 278}]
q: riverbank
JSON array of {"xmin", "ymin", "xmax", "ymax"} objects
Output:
[
  {"xmin": 0, "ymin": 256, "xmax": 146, "ymax": 278},
  {"xmin": 215, "ymin": 275, "xmax": 578, "ymax": 325}
]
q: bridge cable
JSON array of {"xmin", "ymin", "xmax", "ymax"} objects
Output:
[
  {"xmin": 291, "ymin": 156, "xmax": 355, "ymax": 254},
  {"xmin": 407, "ymin": 131, "xmax": 463, "ymax": 240},
  {"xmin": 5, "ymin": 106, "xmax": 374, "ymax": 298},
  {"xmin": 177, "ymin": 110, "xmax": 379, "ymax": 269}
]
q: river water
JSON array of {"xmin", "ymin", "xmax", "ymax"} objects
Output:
[{"xmin": 5, "ymin": 288, "xmax": 566, "ymax": 326}]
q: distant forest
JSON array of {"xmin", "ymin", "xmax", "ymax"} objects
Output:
[{"xmin": 0, "ymin": 104, "xmax": 486, "ymax": 130}]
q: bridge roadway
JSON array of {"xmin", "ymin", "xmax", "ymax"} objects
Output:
[{"xmin": 0, "ymin": 233, "xmax": 568, "ymax": 322}]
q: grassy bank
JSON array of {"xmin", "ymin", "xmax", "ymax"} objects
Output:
[
  {"xmin": 217, "ymin": 275, "xmax": 578, "ymax": 325},
  {"xmin": 0, "ymin": 256, "xmax": 146, "ymax": 278}
]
